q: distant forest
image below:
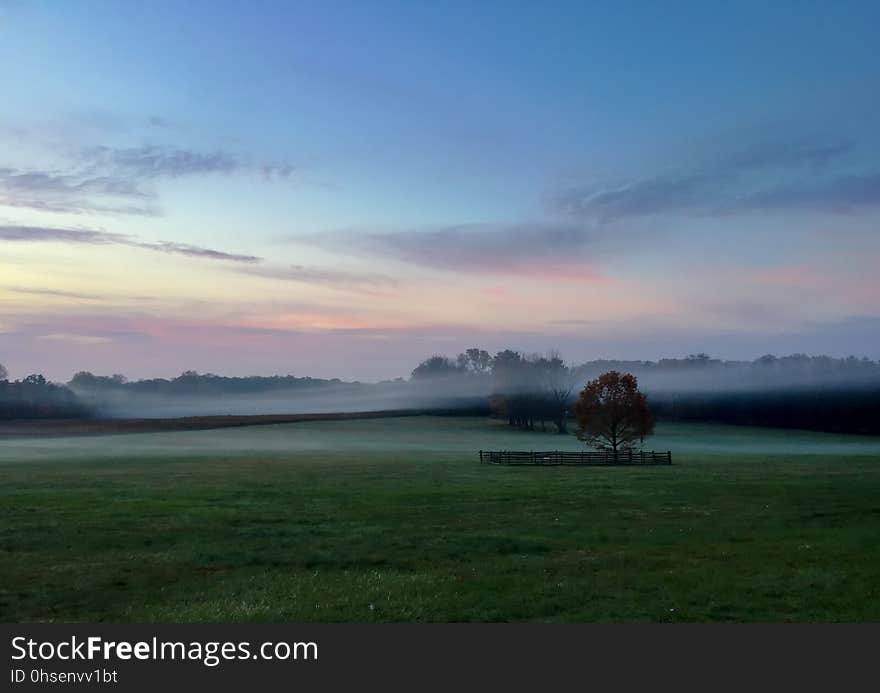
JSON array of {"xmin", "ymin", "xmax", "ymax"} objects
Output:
[
  {"xmin": 409, "ymin": 350, "xmax": 880, "ymax": 435},
  {"xmin": 1, "ymin": 351, "xmax": 879, "ymax": 434},
  {"xmin": 0, "ymin": 370, "xmax": 90, "ymax": 420},
  {"xmin": 68, "ymin": 370, "xmax": 356, "ymax": 395}
]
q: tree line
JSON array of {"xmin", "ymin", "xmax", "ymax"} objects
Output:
[
  {"xmin": 411, "ymin": 351, "xmax": 880, "ymax": 385},
  {"xmin": 411, "ymin": 348, "xmax": 573, "ymax": 432},
  {"xmin": 409, "ymin": 349, "xmax": 880, "ymax": 435},
  {"xmin": 0, "ymin": 370, "xmax": 91, "ymax": 419},
  {"xmin": 68, "ymin": 370, "xmax": 355, "ymax": 395},
  {"xmin": 2, "ymin": 350, "xmax": 879, "ymax": 434}
]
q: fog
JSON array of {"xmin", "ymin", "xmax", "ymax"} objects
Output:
[
  {"xmin": 60, "ymin": 353, "xmax": 880, "ymax": 421},
  {"xmin": 4, "ymin": 416, "xmax": 880, "ymax": 465},
  {"xmin": 570, "ymin": 356, "xmax": 880, "ymax": 394},
  {"xmin": 70, "ymin": 378, "xmax": 490, "ymax": 419}
]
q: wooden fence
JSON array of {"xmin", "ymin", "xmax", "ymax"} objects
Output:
[{"xmin": 479, "ymin": 449, "xmax": 672, "ymax": 465}]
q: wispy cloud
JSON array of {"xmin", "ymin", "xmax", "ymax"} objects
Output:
[
  {"xmin": 1, "ymin": 309, "xmax": 401, "ymax": 349},
  {"xmin": 236, "ymin": 264, "xmax": 399, "ymax": 292},
  {"xmin": 554, "ymin": 178, "xmax": 699, "ymax": 222},
  {"xmin": 80, "ymin": 145, "xmax": 238, "ymax": 179},
  {"xmin": 716, "ymin": 140, "xmax": 855, "ymax": 172},
  {"xmin": 3, "ymin": 286, "xmax": 108, "ymax": 300},
  {"xmin": 0, "ymin": 166, "xmax": 158, "ymax": 215},
  {"xmin": 261, "ymin": 163, "xmax": 296, "ymax": 180},
  {"xmin": 0, "ymin": 141, "xmax": 295, "ymax": 215},
  {"xmin": 722, "ymin": 171, "xmax": 880, "ymax": 215},
  {"xmin": 0, "ymin": 224, "xmax": 260, "ymax": 263},
  {"xmin": 36, "ymin": 332, "xmax": 114, "ymax": 345},
  {"xmin": 298, "ymin": 139, "xmax": 873, "ymax": 278},
  {"xmin": 1, "ymin": 286, "xmax": 156, "ymax": 302},
  {"xmin": 551, "ymin": 138, "xmax": 870, "ymax": 222},
  {"xmin": 697, "ymin": 299, "xmax": 793, "ymax": 328},
  {"xmin": 0, "ymin": 224, "xmax": 128, "ymax": 244},
  {"xmin": 142, "ymin": 241, "xmax": 259, "ymax": 262},
  {"xmin": 303, "ymin": 222, "xmax": 607, "ymax": 280}
]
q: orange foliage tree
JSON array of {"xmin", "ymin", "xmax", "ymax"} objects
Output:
[{"xmin": 574, "ymin": 371, "xmax": 654, "ymax": 453}]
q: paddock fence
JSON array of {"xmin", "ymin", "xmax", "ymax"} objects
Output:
[{"xmin": 479, "ymin": 449, "xmax": 672, "ymax": 465}]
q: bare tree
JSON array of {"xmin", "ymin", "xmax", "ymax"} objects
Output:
[{"xmin": 543, "ymin": 351, "xmax": 573, "ymax": 434}]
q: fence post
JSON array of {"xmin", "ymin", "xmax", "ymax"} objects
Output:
[
  {"xmin": 667, "ymin": 450, "xmax": 672, "ymax": 465},
  {"xmin": 479, "ymin": 450, "xmax": 483, "ymax": 464}
]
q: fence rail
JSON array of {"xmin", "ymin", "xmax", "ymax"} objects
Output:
[{"xmin": 479, "ymin": 449, "xmax": 672, "ymax": 465}]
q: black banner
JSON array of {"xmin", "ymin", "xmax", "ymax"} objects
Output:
[{"xmin": 2, "ymin": 624, "xmax": 877, "ymax": 690}]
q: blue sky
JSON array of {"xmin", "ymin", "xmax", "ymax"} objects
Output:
[{"xmin": 1, "ymin": 1, "xmax": 879, "ymax": 379}]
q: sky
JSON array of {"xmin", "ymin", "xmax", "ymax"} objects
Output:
[{"xmin": 1, "ymin": 0, "xmax": 879, "ymax": 381}]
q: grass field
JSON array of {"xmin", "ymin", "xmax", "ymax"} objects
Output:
[{"xmin": 2, "ymin": 416, "xmax": 880, "ymax": 622}]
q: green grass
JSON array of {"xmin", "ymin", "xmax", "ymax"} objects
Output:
[{"xmin": 2, "ymin": 416, "xmax": 879, "ymax": 622}]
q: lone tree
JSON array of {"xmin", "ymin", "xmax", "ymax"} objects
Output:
[{"xmin": 574, "ymin": 371, "xmax": 654, "ymax": 453}]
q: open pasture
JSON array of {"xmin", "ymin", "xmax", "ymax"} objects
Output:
[{"xmin": 2, "ymin": 416, "xmax": 879, "ymax": 622}]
